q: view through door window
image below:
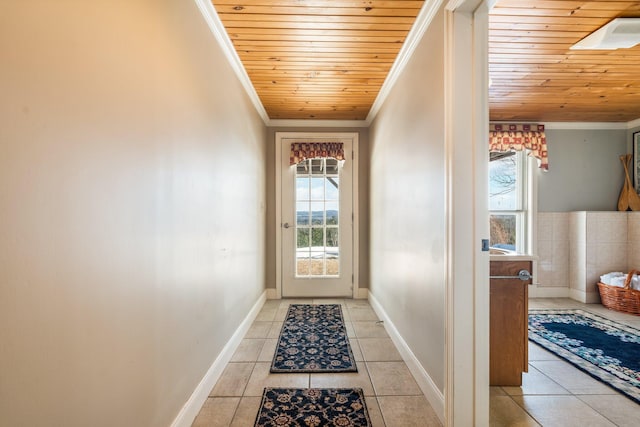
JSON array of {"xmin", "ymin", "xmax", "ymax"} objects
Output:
[{"xmin": 295, "ymin": 158, "xmax": 340, "ymax": 277}]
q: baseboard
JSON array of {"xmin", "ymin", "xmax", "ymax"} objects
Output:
[
  {"xmin": 171, "ymin": 291, "xmax": 267, "ymax": 427},
  {"xmin": 266, "ymin": 288, "xmax": 279, "ymax": 299},
  {"xmin": 356, "ymin": 287, "xmax": 368, "ymax": 299},
  {"xmin": 368, "ymin": 292, "xmax": 445, "ymax": 424},
  {"xmin": 528, "ymin": 284, "xmax": 570, "ymax": 298},
  {"xmin": 569, "ymin": 288, "xmax": 601, "ymax": 304}
]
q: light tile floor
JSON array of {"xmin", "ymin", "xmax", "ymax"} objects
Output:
[
  {"xmin": 491, "ymin": 298, "xmax": 640, "ymax": 427},
  {"xmin": 192, "ymin": 299, "xmax": 442, "ymax": 426},
  {"xmin": 192, "ymin": 298, "xmax": 640, "ymax": 426}
]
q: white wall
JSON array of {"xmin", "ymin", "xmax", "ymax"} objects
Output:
[
  {"xmin": 0, "ymin": 1, "xmax": 266, "ymax": 426},
  {"xmin": 369, "ymin": 7, "xmax": 446, "ymax": 393}
]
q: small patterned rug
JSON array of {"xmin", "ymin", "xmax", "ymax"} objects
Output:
[
  {"xmin": 271, "ymin": 304, "xmax": 356, "ymax": 373},
  {"xmin": 254, "ymin": 388, "xmax": 371, "ymax": 427},
  {"xmin": 529, "ymin": 309, "xmax": 640, "ymax": 403}
]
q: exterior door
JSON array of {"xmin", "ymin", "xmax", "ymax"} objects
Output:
[{"xmin": 280, "ymin": 135, "xmax": 353, "ymax": 297}]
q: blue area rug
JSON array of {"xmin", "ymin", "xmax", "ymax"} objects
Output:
[
  {"xmin": 254, "ymin": 388, "xmax": 371, "ymax": 427},
  {"xmin": 271, "ymin": 304, "xmax": 356, "ymax": 373},
  {"xmin": 529, "ymin": 309, "xmax": 640, "ymax": 403}
]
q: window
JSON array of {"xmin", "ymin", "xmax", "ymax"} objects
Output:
[{"xmin": 489, "ymin": 151, "xmax": 528, "ymax": 254}]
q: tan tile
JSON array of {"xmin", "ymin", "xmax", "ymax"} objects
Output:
[
  {"xmin": 353, "ymin": 321, "xmax": 389, "ymax": 338},
  {"xmin": 210, "ymin": 363, "xmax": 254, "ymax": 397},
  {"xmin": 502, "ymin": 365, "xmax": 569, "ymax": 396},
  {"xmin": 230, "ymin": 396, "xmax": 262, "ymax": 427},
  {"xmin": 245, "ymin": 321, "xmax": 272, "ymax": 338},
  {"xmin": 346, "ymin": 299, "xmax": 371, "ymax": 308},
  {"xmin": 578, "ymin": 395, "xmax": 640, "ymax": 427},
  {"xmin": 257, "ymin": 338, "xmax": 277, "ymax": 362},
  {"xmin": 489, "ymin": 396, "xmax": 540, "ymax": 427},
  {"xmin": 310, "ymin": 361, "xmax": 375, "ymax": 396},
  {"xmin": 363, "ymin": 396, "xmax": 386, "ymax": 427},
  {"xmin": 367, "ymin": 361, "xmax": 422, "ymax": 396},
  {"xmin": 192, "ymin": 397, "xmax": 239, "ymax": 427},
  {"xmin": 530, "ymin": 360, "xmax": 617, "ymax": 395},
  {"xmin": 346, "ymin": 321, "xmax": 356, "ymax": 338},
  {"xmin": 512, "ymin": 395, "xmax": 616, "ymax": 426},
  {"xmin": 231, "ymin": 339, "xmax": 265, "ymax": 362},
  {"xmin": 359, "ymin": 338, "xmax": 403, "ymax": 361},
  {"xmin": 243, "ymin": 362, "xmax": 309, "ymax": 396},
  {"xmin": 274, "ymin": 305, "xmax": 289, "ymax": 321},
  {"xmin": 378, "ymin": 395, "xmax": 442, "ymax": 426},
  {"xmin": 490, "ymin": 386, "xmax": 507, "ymax": 397},
  {"xmin": 255, "ymin": 307, "xmax": 277, "ymax": 321},
  {"xmin": 349, "ymin": 306, "xmax": 380, "ymax": 321},
  {"xmin": 267, "ymin": 321, "xmax": 284, "ymax": 339},
  {"xmin": 350, "ymin": 339, "xmax": 364, "ymax": 361},
  {"xmin": 528, "ymin": 341, "xmax": 561, "ymax": 361}
]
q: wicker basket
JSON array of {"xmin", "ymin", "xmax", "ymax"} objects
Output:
[{"xmin": 597, "ymin": 270, "xmax": 640, "ymax": 316}]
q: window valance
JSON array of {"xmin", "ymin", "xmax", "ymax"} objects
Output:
[
  {"xmin": 289, "ymin": 142, "xmax": 345, "ymax": 166},
  {"xmin": 489, "ymin": 123, "xmax": 548, "ymax": 170}
]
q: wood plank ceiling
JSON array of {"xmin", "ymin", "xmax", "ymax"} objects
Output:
[
  {"xmin": 212, "ymin": 0, "xmax": 640, "ymax": 123},
  {"xmin": 212, "ymin": 0, "xmax": 424, "ymax": 120},
  {"xmin": 489, "ymin": 0, "xmax": 640, "ymax": 123}
]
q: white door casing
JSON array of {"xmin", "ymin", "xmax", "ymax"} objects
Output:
[{"xmin": 275, "ymin": 132, "xmax": 358, "ymax": 298}]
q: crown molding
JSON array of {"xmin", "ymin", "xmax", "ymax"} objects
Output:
[
  {"xmin": 365, "ymin": 0, "xmax": 445, "ymax": 125},
  {"xmin": 542, "ymin": 122, "xmax": 630, "ymax": 130},
  {"xmin": 628, "ymin": 118, "xmax": 640, "ymax": 129},
  {"xmin": 268, "ymin": 119, "xmax": 369, "ymax": 128},
  {"xmin": 193, "ymin": 0, "xmax": 270, "ymax": 124}
]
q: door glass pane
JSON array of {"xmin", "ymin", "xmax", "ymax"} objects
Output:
[{"xmin": 294, "ymin": 158, "xmax": 340, "ymax": 278}]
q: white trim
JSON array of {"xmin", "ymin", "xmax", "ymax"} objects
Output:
[
  {"xmin": 369, "ymin": 292, "xmax": 445, "ymax": 423},
  {"xmin": 628, "ymin": 118, "xmax": 640, "ymax": 129},
  {"xmin": 529, "ymin": 285, "xmax": 570, "ymax": 299},
  {"xmin": 275, "ymin": 132, "xmax": 359, "ymax": 299},
  {"xmin": 193, "ymin": 0, "xmax": 269, "ymax": 124},
  {"xmin": 356, "ymin": 288, "xmax": 369, "ymax": 299},
  {"xmin": 569, "ymin": 288, "xmax": 601, "ymax": 304},
  {"xmin": 543, "ymin": 122, "xmax": 629, "ymax": 130},
  {"xmin": 266, "ymin": 288, "xmax": 279, "ymax": 300},
  {"xmin": 365, "ymin": 0, "xmax": 444, "ymax": 124},
  {"xmin": 268, "ymin": 119, "xmax": 368, "ymax": 128},
  {"xmin": 170, "ymin": 291, "xmax": 267, "ymax": 427}
]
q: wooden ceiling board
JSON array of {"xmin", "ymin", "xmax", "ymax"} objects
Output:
[
  {"xmin": 212, "ymin": 0, "xmax": 424, "ymax": 120},
  {"xmin": 210, "ymin": 0, "xmax": 640, "ymax": 122},
  {"xmin": 489, "ymin": 0, "xmax": 640, "ymax": 123}
]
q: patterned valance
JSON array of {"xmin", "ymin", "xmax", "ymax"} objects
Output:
[
  {"xmin": 489, "ymin": 123, "xmax": 548, "ymax": 170},
  {"xmin": 289, "ymin": 142, "xmax": 345, "ymax": 166}
]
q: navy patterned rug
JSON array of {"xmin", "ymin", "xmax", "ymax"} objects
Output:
[
  {"xmin": 254, "ymin": 388, "xmax": 371, "ymax": 427},
  {"xmin": 271, "ymin": 304, "xmax": 356, "ymax": 373},
  {"xmin": 529, "ymin": 309, "xmax": 640, "ymax": 403}
]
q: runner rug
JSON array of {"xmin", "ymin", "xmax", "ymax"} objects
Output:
[
  {"xmin": 254, "ymin": 388, "xmax": 371, "ymax": 427},
  {"xmin": 528, "ymin": 309, "xmax": 640, "ymax": 403},
  {"xmin": 271, "ymin": 304, "xmax": 356, "ymax": 373}
]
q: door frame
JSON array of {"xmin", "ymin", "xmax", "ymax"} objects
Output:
[{"xmin": 275, "ymin": 131, "xmax": 360, "ymax": 299}]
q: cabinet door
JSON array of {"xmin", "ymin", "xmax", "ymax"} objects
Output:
[{"xmin": 489, "ymin": 261, "xmax": 530, "ymax": 386}]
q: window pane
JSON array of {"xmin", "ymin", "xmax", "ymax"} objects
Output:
[
  {"xmin": 296, "ymin": 202, "xmax": 309, "ymax": 226},
  {"xmin": 325, "ymin": 177, "xmax": 339, "ymax": 200},
  {"xmin": 311, "ymin": 227, "xmax": 324, "ymax": 247},
  {"xmin": 326, "ymin": 201, "xmax": 338, "ymax": 225},
  {"xmin": 296, "ymin": 177, "xmax": 310, "ymax": 200},
  {"xmin": 489, "ymin": 153, "xmax": 518, "ymax": 210},
  {"xmin": 490, "ymin": 214, "xmax": 516, "ymax": 251},
  {"xmin": 310, "ymin": 177, "xmax": 325, "ymax": 200},
  {"xmin": 310, "ymin": 202, "xmax": 324, "ymax": 225}
]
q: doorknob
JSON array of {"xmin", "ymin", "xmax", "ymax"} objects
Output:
[{"xmin": 283, "ymin": 222, "xmax": 291, "ymax": 229}]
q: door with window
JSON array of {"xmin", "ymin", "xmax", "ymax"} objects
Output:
[{"xmin": 280, "ymin": 135, "xmax": 354, "ymax": 297}]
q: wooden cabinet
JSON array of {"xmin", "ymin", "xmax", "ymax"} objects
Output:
[{"xmin": 490, "ymin": 260, "xmax": 531, "ymax": 386}]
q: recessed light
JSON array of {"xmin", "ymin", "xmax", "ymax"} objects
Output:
[{"xmin": 570, "ymin": 18, "xmax": 640, "ymax": 50}]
